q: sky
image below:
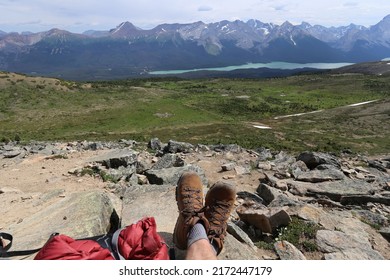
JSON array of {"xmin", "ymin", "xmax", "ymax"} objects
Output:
[{"xmin": 1, "ymin": 0, "xmax": 390, "ymax": 33}]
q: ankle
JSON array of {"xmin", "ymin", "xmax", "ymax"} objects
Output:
[{"xmin": 187, "ymin": 223, "xmax": 208, "ymax": 248}]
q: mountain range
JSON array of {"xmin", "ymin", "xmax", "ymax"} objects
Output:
[{"xmin": 1, "ymin": 15, "xmax": 390, "ymax": 80}]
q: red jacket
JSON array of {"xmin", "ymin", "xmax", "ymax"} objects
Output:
[{"xmin": 34, "ymin": 217, "xmax": 169, "ymax": 260}]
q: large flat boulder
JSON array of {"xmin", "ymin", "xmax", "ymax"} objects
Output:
[{"xmin": 4, "ymin": 191, "xmax": 117, "ymax": 259}]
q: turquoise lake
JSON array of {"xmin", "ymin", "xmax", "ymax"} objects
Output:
[{"xmin": 149, "ymin": 62, "xmax": 353, "ymax": 75}]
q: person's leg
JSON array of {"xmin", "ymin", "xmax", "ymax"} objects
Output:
[
  {"xmin": 185, "ymin": 223, "xmax": 217, "ymax": 260},
  {"xmin": 186, "ymin": 239, "xmax": 217, "ymax": 260},
  {"xmin": 173, "ymin": 172, "xmax": 236, "ymax": 260}
]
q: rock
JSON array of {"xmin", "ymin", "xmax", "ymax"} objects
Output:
[
  {"xmin": 0, "ymin": 187, "xmax": 21, "ymax": 194},
  {"xmin": 379, "ymin": 227, "xmax": 390, "ymax": 242},
  {"xmin": 104, "ymin": 165, "xmax": 136, "ymax": 182},
  {"xmin": 210, "ymin": 144, "xmax": 242, "ymax": 153},
  {"xmin": 306, "ymin": 179, "xmax": 376, "ymax": 202},
  {"xmin": 221, "ymin": 162, "xmax": 236, "ymax": 171},
  {"xmin": 257, "ymin": 161, "xmax": 272, "ymax": 171},
  {"xmin": 272, "ymin": 151, "xmax": 296, "ymax": 173},
  {"xmin": 316, "ymin": 230, "xmax": 384, "ymax": 260},
  {"xmin": 144, "ymin": 165, "xmax": 207, "ymax": 186},
  {"xmin": 3, "ymin": 149, "xmax": 22, "ymax": 158},
  {"xmin": 256, "ymin": 148, "xmax": 273, "ymax": 161},
  {"xmin": 91, "ymin": 149, "xmax": 138, "ymax": 169},
  {"xmin": 151, "ymin": 153, "xmax": 185, "ymax": 170},
  {"xmin": 164, "ymin": 140, "xmax": 194, "ymax": 154},
  {"xmin": 237, "ymin": 205, "xmax": 291, "ymax": 233},
  {"xmin": 121, "ymin": 185, "xmax": 178, "ymax": 241},
  {"xmin": 218, "ymin": 234, "xmax": 260, "ymax": 260},
  {"xmin": 293, "ymin": 205, "xmax": 338, "ymax": 229},
  {"xmin": 227, "ymin": 221, "xmax": 257, "ymax": 249},
  {"xmin": 234, "ymin": 165, "xmax": 251, "ymax": 175},
  {"xmin": 274, "ymin": 240, "xmax": 306, "ymax": 260},
  {"xmin": 290, "ymin": 160, "xmax": 309, "ymax": 178},
  {"xmin": 5, "ymin": 191, "xmax": 117, "ymax": 258},
  {"xmin": 340, "ymin": 194, "xmax": 390, "ymax": 206},
  {"xmin": 368, "ymin": 160, "xmax": 389, "ymax": 172},
  {"xmin": 268, "ymin": 194, "xmax": 302, "ymax": 207},
  {"xmin": 286, "ymin": 180, "xmax": 315, "ymax": 196},
  {"xmin": 148, "ymin": 138, "xmax": 162, "ymax": 151},
  {"xmin": 262, "ymin": 172, "xmax": 288, "ymax": 191},
  {"xmin": 237, "ymin": 191, "xmax": 264, "ymax": 205},
  {"xmin": 257, "ymin": 183, "xmax": 293, "ymax": 205},
  {"xmin": 352, "ymin": 210, "xmax": 388, "ymax": 227},
  {"xmin": 297, "ymin": 151, "xmax": 341, "ymax": 170},
  {"xmin": 136, "ymin": 174, "xmax": 149, "ymax": 185},
  {"xmin": 295, "ymin": 166, "xmax": 345, "ymax": 183}
]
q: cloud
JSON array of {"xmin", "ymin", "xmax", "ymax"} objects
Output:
[
  {"xmin": 273, "ymin": 5, "xmax": 287, "ymax": 11},
  {"xmin": 198, "ymin": 5, "xmax": 213, "ymax": 12},
  {"xmin": 343, "ymin": 2, "xmax": 359, "ymax": 7}
]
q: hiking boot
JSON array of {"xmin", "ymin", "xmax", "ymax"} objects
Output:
[
  {"xmin": 205, "ymin": 181, "xmax": 237, "ymax": 255},
  {"xmin": 173, "ymin": 172, "xmax": 209, "ymax": 250}
]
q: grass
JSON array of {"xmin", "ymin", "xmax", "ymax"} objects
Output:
[
  {"xmin": 0, "ymin": 72, "xmax": 389, "ymax": 155},
  {"xmin": 255, "ymin": 216, "xmax": 322, "ymax": 253}
]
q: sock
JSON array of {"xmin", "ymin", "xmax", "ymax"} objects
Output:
[{"xmin": 187, "ymin": 223, "xmax": 208, "ymax": 248}]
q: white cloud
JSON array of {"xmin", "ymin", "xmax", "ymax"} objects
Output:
[
  {"xmin": 0, "ymin": 0, "xmax": 389, "ymax": 32},
  {"xmin": 198, "ymin": 6, "xmax": 213, "ymax": 12}
]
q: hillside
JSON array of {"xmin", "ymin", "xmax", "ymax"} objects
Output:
[
  {"xmin": 332, "ymin": 60, "xmax": 390, "ymax": 75},
  {"xmin": 0, "ymin": 70, "xmax": 389, "ymax": 155}
]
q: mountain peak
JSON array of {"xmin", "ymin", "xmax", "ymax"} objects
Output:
[{"xmin": 110, "ymin": 21, "xmax": 142, "ymax": 37}]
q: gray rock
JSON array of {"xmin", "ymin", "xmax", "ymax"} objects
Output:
[
  {"xmin": 257, "ymin": 161, "xmax": 272, "ymax": 171},
  {"xmin": 5, "ymin": 191, "xmax": 117, "ymax": 258},
  {"xmin": 268, "ymin": 194, "xmax": 302, "ymax": 207},
  {"xmin": 227, "ymin": 221, "xmax": 257, "ymax": 249},
  {"xmin": 237, "ymin": 205, "xmax": 291, "ymax": 233},
  {"xmin": 316, "ymin": 230, "xmax": 384, "ymax": 260},
  {"xmin": 144, "ymin": 165, "xmax": 207, "ymax": 186},
  {"xmin": 257, "ymin": 183, "xmax": 294, "ymax": 205},
  {"xmin": 218, "ymin": 234, "xmax": 260, "ymax": 260},
  {"xmin": 91, "ymin": 149, "xmax": 138, "ymax": 169},
  {"xmin": 152, "ymin": 153, "xmax": 185, "ymax": 170},
  {"xmin": 379, "ymin": 227, "xmax": 390, "ymax": 242},
  {"xmin": 297, "ymin": 151, "xmax": 341, "ymax": 170},
  {"xmin": 262, "ymin": 172, "xmax": 288, "ymax": 191},
  {"xmin": 237, "ymin": 191, "xmax": 264, "ymax": 205},
  {"xmin": 368, "ymin": 160, "xmax": 388, "ymax": 172},
  {"xmin": 3, "ymin": 149, "xmax": 22, "ymax": 158},
  {"xmin": 121, "ymin": 185, "xmax": 178, "ymax": 240},
  {"xmin": 221, "ymin": 162, "xmax": 236, "ymax": 171},
  {"xmin": 256, "ymin": 148, "xmax": 273, "ymax": 161},
  {"xmin": 290, "ymin": 160, "xmax": 309, "ymax": 178},
  {"xmin": 148, "ymin": 138, "xmax": 162, "ymax": 151},
  {"xmin": 306, "ymin": 179, "xmax": 376, "ymax": 202},
  {"xmin": 234, "ymin": 165, "xmax": 251, "ymax": 175},
  {"xmin": 274, "ymin": 240, "xmax": 306, "ymax": 260},
  {"xmin": 164, "ymin": 140, "xmax": 194, "ymax": 154},
  {"xmin": 296, "ymin": 166, "xmax": 345, "ymax": 183},
  {"xmin": 105, "ymin": 165, "xmax": 136, "ymax": 182},
  {"xmin": 0, "ymin": 187, "xmax": 21, "ymax": 194},
  {"xmin": 210, "ymin": 144, "xmax": 242, "ymax": 153},
  {"xmin": 353, "ymin": 210, "xmax": 388, "ymax": 227}
]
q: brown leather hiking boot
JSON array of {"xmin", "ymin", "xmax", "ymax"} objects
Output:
[
  {"xmin": 205, "ymin": 181, "xmax": 237, "ymax": 255},
  {"xmin": 173, "ymin": 172, "xmax": 209, "ymax": 250}
]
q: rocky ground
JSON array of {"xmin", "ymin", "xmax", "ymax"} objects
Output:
[{"xmin": 1, "ymin": 139, "xmax": 389, "ymax": 260}]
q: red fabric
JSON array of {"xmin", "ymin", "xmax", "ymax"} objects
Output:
[
  {"xmin": 34, "ymin": 217, "xmax": 169, "ymax": 260},
  {"xmin": 117, "ymin": 217, "xmax": 169, "ymax": 260},
  {"xmin": 34, "ymin": 235, "xmax": 114, "ymax": 260}
]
